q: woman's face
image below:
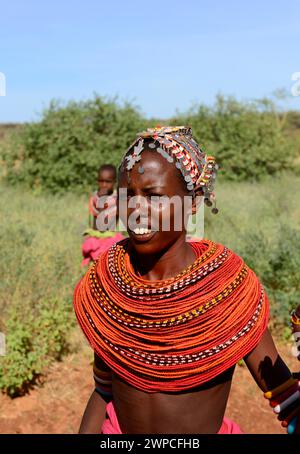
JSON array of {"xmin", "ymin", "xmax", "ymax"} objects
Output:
[{"xmin": 118, "ymin": 149, "xmax": 191, "ymax": 256}]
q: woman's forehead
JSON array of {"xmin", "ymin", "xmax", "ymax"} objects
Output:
[{"xmin": 119, "ymin": 151, "xmax": 176, "ymax": 185}]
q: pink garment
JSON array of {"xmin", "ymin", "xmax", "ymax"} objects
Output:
[
  {"xmin": 101, "ymin": 401, "xmax": 123, "ymax": 434},
  {"xmin": 217, "ymin": 417, "xmax": 243, "ymax": 434},
  {"xmin": 81, "ymin": 233, "xmax": 124, "ymax": 266},
  {"xmin": 101, "ymin": 401, "xmax": 243, "ymax": 434}
]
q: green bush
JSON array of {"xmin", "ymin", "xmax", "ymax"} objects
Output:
[
  {"xmin": 2, "ymin": 95, "xmax": 298, "ymax": 193},
  {"xmin": 238, "ymin": 225, "xmax": 300, "ymax": 327},
  {"xmin": 205, "ymin": 173, "xmax": 300, "ymax": 327},
  {"xmin": 0, "ymin": 298, "xmax": 74, "ymax": 396},
  {"xmin": 3, "ymin": 96, "xmax": 147, "ymax": 193},
  {"xmin": 0, "ymin": 183, "xmax": 85, "ymax": 395},
  {"xmin": 172, "ymin": 95, "xmax": 296, "ymax": 181}
]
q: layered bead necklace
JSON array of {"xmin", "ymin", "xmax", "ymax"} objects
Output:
[{"xmin": 74, "ymin": 238, "xmax": 269, "ymax": 392}]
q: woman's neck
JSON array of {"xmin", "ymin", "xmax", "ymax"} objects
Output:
[{"xmin": 130, "ymin": 236, "xmax": 196, "ymax": 281}]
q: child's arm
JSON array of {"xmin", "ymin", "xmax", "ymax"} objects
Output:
[{"xmin": 79, "ymin": 353, "xmax": 112, "ymax": 434}]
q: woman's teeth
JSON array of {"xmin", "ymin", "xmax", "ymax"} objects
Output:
[{"xmin": 132, "ymin": 228, "xmax": 151, "ymax": 235}]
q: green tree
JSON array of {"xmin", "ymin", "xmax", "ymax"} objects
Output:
[
  {"xmin": 172, "ymin": 95, "xmax": 296, "ymax": 181},
  {"xmin": 4, "ymin": 96, "xmax": 147, "ymax": 193}
]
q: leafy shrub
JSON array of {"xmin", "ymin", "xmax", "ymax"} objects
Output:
[
  {"xmin": 205, "ymin": 174, "xmax": 300, "ymax": 328},
  {"xmin": 0, "ymin": 183, "xmax": 85, "ymax": 395},
  {"xmin": 3, "ymin": 96, "xmax": 147, "ymax": 193},
  {"xmin": 2, "ymin": 95, "xmax": 298, "ymax": 193},
  {"xmin": 172, "ymin": 95, "xmax": 296, "ymax": 181},
  {"xmin": 0, "ymin": 298, "xmax": 74, "ymax": 396},
  {"xmin": 238, "ymin": 225, "xmax": 300, "ymax": 327}
]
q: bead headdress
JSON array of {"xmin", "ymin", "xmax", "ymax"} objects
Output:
[{"xmin": 120, "ymin": 125, "xmax": 219, "ymax": 213}]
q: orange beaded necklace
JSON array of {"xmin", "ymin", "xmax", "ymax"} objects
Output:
[{"xmin": 74, "ymin": 238, "xmax": 269, "ymax": 392}]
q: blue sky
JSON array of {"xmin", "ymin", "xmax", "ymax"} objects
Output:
[{"xmin": 0, "ymin": 0, "xmax": 300, "ymax": 122}]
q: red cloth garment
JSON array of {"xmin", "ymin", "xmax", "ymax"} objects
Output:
[{"xmin": 101, "ymin": 401, "xmax": 243, "ymax": 434}]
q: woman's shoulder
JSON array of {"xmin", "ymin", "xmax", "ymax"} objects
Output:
[
  {"xmin": 191, "ymin": 237, "xmax": 244, "ymax": 260},
  {"xmin": 194, "ymin": 237, "xmax": 264, "ymax": 284}
]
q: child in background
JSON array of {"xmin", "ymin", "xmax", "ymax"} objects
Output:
[
  {"xmin": 82, "ymin": 164, "xmax": 124, "ymax": 266},
  {"xmin": 88, "ymin": 164, "xmax": 117, "ymax": 230}
]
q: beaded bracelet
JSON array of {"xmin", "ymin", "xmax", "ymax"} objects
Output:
[
  {"xmin": 264, "ymin": 377, "xmax": 300, "ymax": 434},
  {"xmin": 291, "ymin": 309, "xmax": 300, "ymax": 326},
  {"xmin": 93, "ymin": 363, "xmax": 113, "ymax": 400},
  {"xmin": 291, "ymin": 309, "xmax": 300, "ymax": 361}
]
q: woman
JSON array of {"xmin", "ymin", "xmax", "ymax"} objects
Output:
[{"xmin": 74, "ymin": 126, "xmax": 299, "ymax": 434}]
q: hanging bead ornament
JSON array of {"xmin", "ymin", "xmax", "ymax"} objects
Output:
[
  {"xmin": 210, "ymin": 192, "xmax": 219, "ymax": 214},
  {"xmin": 125, "ymin": 139, "xmax": 144, "ymax": 170}
]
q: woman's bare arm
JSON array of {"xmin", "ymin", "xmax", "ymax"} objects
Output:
[
  {"xmin": 244, "ymin": 328, "xmax": 300, "ymax": 433},
  {"xmin": 244, "ymin": 328, "xmax": 291, "ymax": 392},
  {"xmin": 79, "ymin": 390, "xmax": 108, "ymax": 434},
  {"xmin": 79, "ymin": 353, "xmax": 112, "ymax": 434}
]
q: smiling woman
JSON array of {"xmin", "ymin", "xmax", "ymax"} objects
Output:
[{"xmin": 73, "ymin": 126, "xmax": 300, "ymax": 435}]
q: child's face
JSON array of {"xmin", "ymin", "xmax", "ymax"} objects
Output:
[{"xmin": 97, "ymin": 169, "xmax": 115, "ymax": 195}]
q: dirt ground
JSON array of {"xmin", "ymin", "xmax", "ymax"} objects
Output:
[{"xmin": 0, "ymin": 336, "xmax": 298, "ymax": 434}]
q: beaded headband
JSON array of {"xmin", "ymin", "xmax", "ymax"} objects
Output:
[{"xmin": 120, "ymin": 125, "xmax": 219, "ymax": 213}]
